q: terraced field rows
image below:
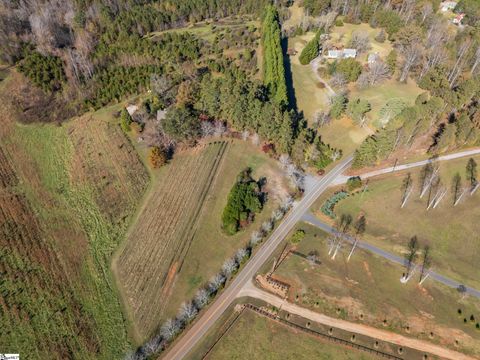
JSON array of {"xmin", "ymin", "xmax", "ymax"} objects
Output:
[
  {"xmin": 68, "ymin": 115, "xmax": 149, "ymax": 225},
  {"xmin": 117, "ymin": 141, "xmax": 229, "ymax": 337}
]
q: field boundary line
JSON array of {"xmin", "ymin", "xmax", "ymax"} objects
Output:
[{"xmin": 245, "ymin": 304, "xmax": 403, "ymax": 360}]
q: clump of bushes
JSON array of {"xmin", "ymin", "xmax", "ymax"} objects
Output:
[
  {"xmin": 148, "ymin": 146, "xmax": 167, "ymax": 168},
  {"xmin": 120, "ymin": 108, "xmax": 133, "ymax": 132},
  {"xmin": 346, "ymin": 176, "xmax": 363, "ymax": 191},
  {"xmin": 321, "ymin": 191, "xmax": 348, "ymax": 218},
  {"xmin": 222, "ymin": 168, "xmax": 265, "ymax": 235},
  {"xmin": 290, "ymin": 229, "xmax": 305, "ymax": 244}
]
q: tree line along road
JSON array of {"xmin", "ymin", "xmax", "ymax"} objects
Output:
[{"xmin": 163, "ymin": 147, "xmax": 480, "ymax": 359}]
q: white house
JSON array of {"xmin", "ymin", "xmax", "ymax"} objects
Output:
[
  {"xmin": 327, "ymin": 50, "xmax": 342, "ymax": 59},
  {"xmin": 327, "ymin": 49, "xmax": 357, "ymax": 59},
  {"xmin": 343, "ymin": 49, "xmax": 357, "ymax": 58},
  {"xmin": 440, "ymin": 1, "xmax": 457, "ymax": 12}
]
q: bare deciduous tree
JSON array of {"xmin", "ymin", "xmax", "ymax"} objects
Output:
[
  {"xmin": 160, "ymin": 318, "xmax": 180, "ymax": 341},
  {"xmin": 178, "ymin": 301, "xmax": 198, "ymax": 325},
  {"xmin": 358, "ymin": 60, "xmax": 390, "ymax": 87},
  {"xmin": 420, "ymin": 2, "xmax": 433, "ymax": 23},
  {"xmin": 313, "ymin": 111, "xmax": 331, "ymax": 128},
  {"xmin": 402, "ymin": 236, "xmax": 419, "ymax": 282},
  {"xmin": 399, "ymin": 44, "xmax": 422, "ymax": 82},
  {"xmin": 419, "ymin": 245, "xmax": 431, "ymax": 284},
  {"xmin": 349, "ymin": 31, "xmax": 371, "ymax": 54},
  {"xmin": 401, "ymin": 173, "xmax": 413, "ymax": 208},
  {"xmin": 448, "ymin": 40, "xmax": 471, "ymax": 88},
  {"xmin": 251, "ymin": 133, "xmax": 260, "ymax": 146},
  {"xmin": 452, "ymin": 173, "xmax": 462, "ymax": 205},
  {"xmin": 235, "ymin": 248, "xmax": 248, "ymax": 264},
  {"xmin": 330, "ymin": 72, "xmax": 347, "ymax": 89},
  {"xmin": 221, "ymin": 258, "xmax": 238, "ymax": 279},
  {"xmin": 194, "ymin": 288, "xmax": 209, "ymax": 309},
  {"xmin": 347, "ymin": 215, "xmax": 366, "ymax": 261},
  {"xmin": 249, "ymin": 230, "xmax": 263, "ymax": 246},
  {"xmin": 201, "ymin": 121, "xmax": 215, "ymax": 137}
]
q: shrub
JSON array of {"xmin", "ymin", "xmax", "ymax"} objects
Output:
[
  {"xmin": 335, "ymin": 19, "xmax": 344, "ymax": 26},
  {"xmin": 299, "ymin": 30, "xmax": 322, "ymax": 65},
  {"xmin": 321, "ymin": 191, "xmax": 348, "ymax": 218},
  {"xmin": 336, "ymin": 58, "xmax": 362, "ymax": 82},
  {"xmin": 120, "ymin": 109, "xmax": 133, "ymax": 132},
  {"xmin": 148, "ymin": 146, "xmax": 167, "ymax": 168},
  {"xmin": 290, "ymin": 229, "xmax": 305, "ymax": 244},
  {"xmin": 329, "ymin": 94, "xmax": 347, "ymax": 119},
  {"xmin": 346, "ymin": 176, "xmax": 363, "ymax": 191}
]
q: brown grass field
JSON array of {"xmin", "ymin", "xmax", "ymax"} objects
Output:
[
  {"xmin": 271, "ymin": 224, "xmax": 480, "ymax": 357},
  {"xmin": 116, "ymin": 141, "xmax": 230, "ymax": 338}
]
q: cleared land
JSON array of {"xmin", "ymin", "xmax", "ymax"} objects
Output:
[
  {"xmin": 271, "ymin": 224, "xmax": 480, "ymax": 357},
  {"xmin": 288, "ymin": 21, "xmax": 424, "ymax": 155},
  {"xmin": 0, "ymin": 70, "xmax": 149, "ymax": 359},
  {"xmin": 203, "ymin": 308, "xmax": 373, "ymax": 359},
  {"xmin": 314, "ymin": 154, "xmax": 480, "ymax": 289},
  {"xmin": 115, "ymin": 140, "xmax": 290, "ymax": 340}
]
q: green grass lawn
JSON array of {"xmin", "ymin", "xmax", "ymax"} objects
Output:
[
  {"xmin": 288, "ymin": 35, "xmax": 371, "ymax": 155},
  {"xmin": 203, "ymin": 308, "xmax": 374, "ymax": 360},
  {"xmin": 349, "ymin": 78, "xmax": 424, "ymax": 126},
  {"xmin": 162, "ymin": 140, "xmax": 292, "ymax": 320},
  {"xmin": 288, "ymin": 33, "xmax": 330, "ymax": 122},
  {"xmin": 273, "ymin": 224, "xmax": 480, "ymax": 357},
  {"xmin": 314, "ymin": 154, "xmax": 480, "ymax": 290}
]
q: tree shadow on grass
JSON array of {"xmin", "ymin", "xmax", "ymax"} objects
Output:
[{"xmin": 281, "ymin": 37, "xmax": 298, "ymax": 112}]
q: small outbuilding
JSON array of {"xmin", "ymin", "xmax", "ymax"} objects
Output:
[{"xmin": 440, "ymin": 1, "xmax": 457, "ymax": 12}]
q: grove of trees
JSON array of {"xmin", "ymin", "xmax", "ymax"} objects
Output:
[{"xmin": 222, "ymin": 168, "xmax": 264, "ymax": 235}]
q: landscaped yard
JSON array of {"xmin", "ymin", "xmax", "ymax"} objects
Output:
[
  {"xmin": 313, "ymin": 154, "xmax": 480, "ymax": 290},
  {"xmin": 271, "ymin": 223, "xmax": 480, "ymax": 357}
]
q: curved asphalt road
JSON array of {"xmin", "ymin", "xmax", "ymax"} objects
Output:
[
  {"xmin": 163, "ymin": 156, "xmax": 353, "ymax": 359},
  {"xmin": 301, "ymin": 212, "xmax": 480, "ymax": 298}
]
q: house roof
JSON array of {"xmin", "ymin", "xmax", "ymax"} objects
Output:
[
  {"xmin": 343, "ymin": 49, "xmax": 357, "ymax": 57},
  {"xmin": 328, "ymin": 50, "xmax": 342, "ymax": 57}
]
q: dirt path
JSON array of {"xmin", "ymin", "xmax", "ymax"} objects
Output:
[
  {"xmin": 238, "ymin": 281, "xmax": 476, "ymax": 360},
  {"xmin": 311, "ymin": 56, "xmax": 336, "ymax": 97}
]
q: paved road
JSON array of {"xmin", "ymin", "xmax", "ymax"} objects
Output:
[
  {"xmin": 301, "ymin": 212, "xmax": 480, "ymax": 298},
  {"xmin": 163, "ymin": 156, "xmax": 353, "ymax": 359},
  {"xmin": 238, "ymin": 282, "xmax": 476, "ymax": 360},
  {"xmin": 332, "ymin": 148, "xmax": 480, "ymax": 185}
]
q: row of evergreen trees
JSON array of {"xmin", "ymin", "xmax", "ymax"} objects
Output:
[{"xmin": 262, "ymin": 5, "xmax": 288, "ymax": 107}]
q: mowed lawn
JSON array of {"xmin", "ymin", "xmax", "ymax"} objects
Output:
[
  {"xmin": 203, "ymin": 308, "xmax": 373, "ymax": 360},
  {"xmin": 314, "ymin": 154, "xmax": 480, "ymax": 290},
  {"xmin": 288, "ymin": 33, "xmax": 330, "ymax": 123},
  {"xmin": 274, "ymin": 224, "xmax": 480, "ymax": 357},
  {"xmin": 114, "ymin": 139, "xmax": 291, "ymax": 341},
  {"xmin": 349, "ymin": 79, "xmax": 424, "ymax": 126}
]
